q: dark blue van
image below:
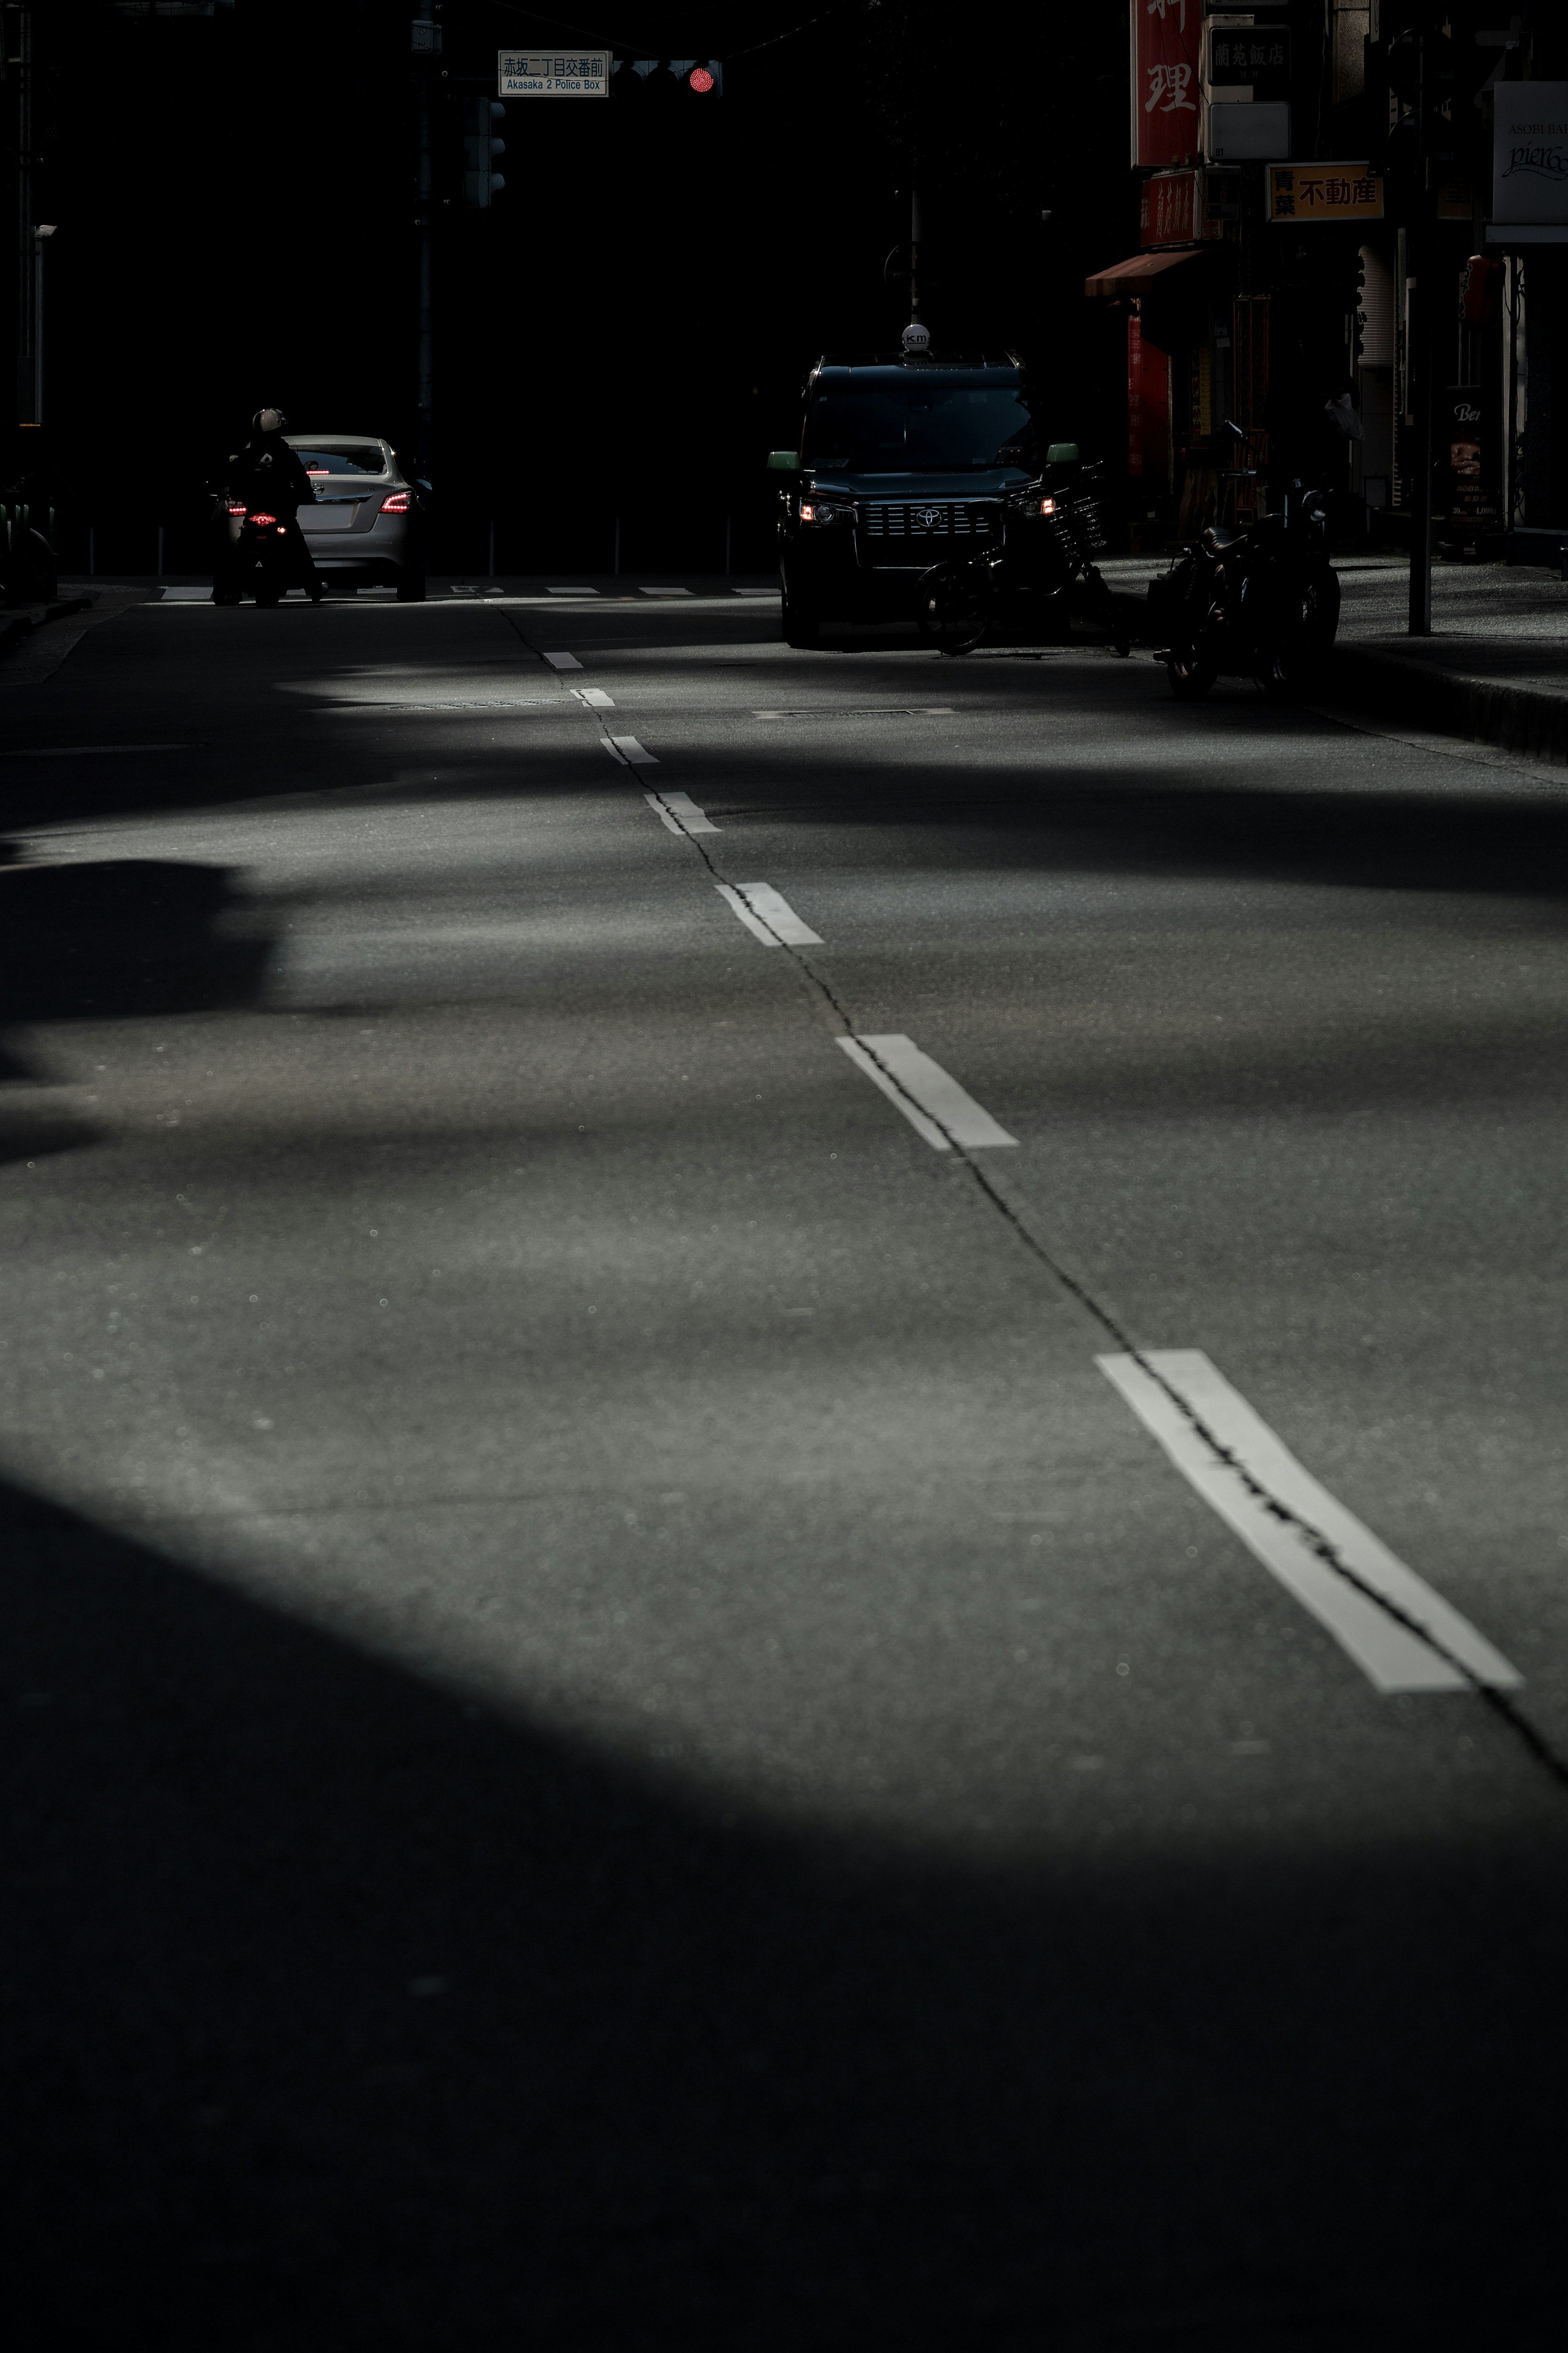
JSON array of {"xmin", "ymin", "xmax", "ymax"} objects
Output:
[{"xmin": 769, "ymin": 357, "xmax": 1040, "ymax": 646}]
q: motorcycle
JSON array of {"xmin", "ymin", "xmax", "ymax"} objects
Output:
[
  {"xmin": 1146, "ymin": 422, "xmax": 1341, "ymax": 700},
  {"xmin": 214, "ymin": 496, "xmax": 321, "ymax": 608},
  {"xmin": 916, "ymin": 453, "xmax": 1137, "ymax": 658},
  {"xmin": 0, "ymin": 485, "xmax": 59, "ymax": 607}
]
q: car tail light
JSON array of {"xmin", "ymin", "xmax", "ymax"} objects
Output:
[
  {"xmin": 249, "ymin": 511, "xmax": 277, "ymax": 526},
  {"xmin": 381, "ymin": 490, "xmax": 411, "ymax": 513},
  {"xmin": 226, "ymin": 502, "xmax": 247, "ymax": 516}
]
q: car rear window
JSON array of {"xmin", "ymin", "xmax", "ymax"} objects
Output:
[{"xmin": 294, "ymin": 445, "xmax": 388, "ymax": 476}]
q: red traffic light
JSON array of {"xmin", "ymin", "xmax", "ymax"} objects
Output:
[{"xmin": 688, "ymin": 66, "xmax": 713, "ymax": 91}]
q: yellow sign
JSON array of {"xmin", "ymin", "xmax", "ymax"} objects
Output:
[{"xmin": 1268, "ymin": 164, "xmax": 1384, "ymax": 222}]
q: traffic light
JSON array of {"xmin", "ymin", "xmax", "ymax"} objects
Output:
[
  {"xmin": 1385, "ymin": 22, "xmax": 1460, "ymax": 163},
  {"xmin": 463, "ymin": 98, "xmax": 506, "ymax": 206},
  {"xmin": 606, "ymin": 58, "xmax": 724, "ymax": 99}
]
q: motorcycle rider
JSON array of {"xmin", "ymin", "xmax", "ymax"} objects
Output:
[{"xmin": 221, "ymin": 408, "xmax": 323, "ymax": 602}]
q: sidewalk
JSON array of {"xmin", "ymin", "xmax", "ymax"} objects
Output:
[
  {"xmin": 1331, "ymin": 555, "xmax": 1568, "ymax": 768},
  {"xmin": 1101, "ymin": 551, "xmax": 1568, "ymax": 769}
]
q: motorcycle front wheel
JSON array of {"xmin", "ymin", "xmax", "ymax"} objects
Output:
[{"xmin": 917, "ymin": 561, "xmax": 989, "ymax": 656}]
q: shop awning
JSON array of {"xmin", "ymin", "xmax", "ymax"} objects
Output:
[{"xmin": 1085, "ymin": 246, "xmax": 1207, "ymax": 297}]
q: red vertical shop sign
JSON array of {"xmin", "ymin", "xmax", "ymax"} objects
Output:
[
  {"xmin": 1127, "ymin": 309, "xmax": 1171, "ymax": 490},
  {"xmin": 1130, "ymin": 0, "xmax": 1201, "ymax": 168}
]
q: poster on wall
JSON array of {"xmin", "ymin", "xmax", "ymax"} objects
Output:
[{"xmin": 1131, "ymin": 0, "xmax": 1201, "ymax": 170}]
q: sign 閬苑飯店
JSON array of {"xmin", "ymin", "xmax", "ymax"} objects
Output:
[
  {"xmin": 499, "ymin": 51, "xmax": 608, "ymax": 96},
  {"xmin": 1492, "ymin": 83, "xmax": 1568, "ymax": 227},
  {"xmin": 1269, "ymin": 165, "xmax": 1383, "ymax": 223},
  {"xmin": 1205, "ymin": 24, "xmax": 1290, "ymax": 102}
]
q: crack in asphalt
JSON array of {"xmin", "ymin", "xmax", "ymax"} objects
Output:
[{"xmin": 514, "ymin": 619, "xmax": 1568, "ymax": 1799}]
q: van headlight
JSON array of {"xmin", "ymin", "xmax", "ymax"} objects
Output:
[{"xmin": 799, "ymin": 499, "xmax": 854, "ymax": 526}]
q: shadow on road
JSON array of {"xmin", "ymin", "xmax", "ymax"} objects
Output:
[
  {"xmin": 0, "ymin": 854, "xmax": 274, "ymax": 1167},
  {"xmin": 3, "ymin": 1466, "xmax": 1562, "ymax": 2349}
]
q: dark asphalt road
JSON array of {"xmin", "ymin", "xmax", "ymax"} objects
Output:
[{"xmin": 3, "ymin": 587, "xmax": 1566, "ymax": 2347}]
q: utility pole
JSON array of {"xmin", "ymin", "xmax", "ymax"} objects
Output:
[
  {"xmin": 1405, "ymin": 220, "xmax": 1433, "ymax": 635},
  {"xmin": 909, "ymin": 187, "xmax": 922, "ymax": 328},
  {"xmin": 412, "ymin": 7, "xmax": 443, "ymax": 472},
  {"xmin": 10, "ymin": 0, "xmax": 38, "ymax": 432}
]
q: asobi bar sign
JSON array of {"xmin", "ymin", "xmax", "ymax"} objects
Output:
[{"xmin": 1131, "ymin": 0, "xmax": 1200, "ymax": 169}]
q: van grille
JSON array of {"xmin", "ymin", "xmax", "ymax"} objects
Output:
[{"xmin": 862, "ymin": 500, "xmax": 1002, "ymax": 541}]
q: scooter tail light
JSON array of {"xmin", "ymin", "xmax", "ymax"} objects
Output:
[{"xmin": 381, "ymin": 490, "xmax": 411, "ymax": 513}]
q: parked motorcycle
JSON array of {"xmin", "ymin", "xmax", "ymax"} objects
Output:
[
  {"xmin": 0, "ymin": 487, "xmax": 59, "ymax": 607},
  {"xmin": 917, "ymin": 451, "xmax": 1137, "ymax": 658},
  {"xmin": 1146, "ymin": 424, "xmax": 1341, "ymax": 699}
]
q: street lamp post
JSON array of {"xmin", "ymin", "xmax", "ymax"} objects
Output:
[{"xmin": 31, "ymin": 226, "xmax": 56, "ymax": 429}]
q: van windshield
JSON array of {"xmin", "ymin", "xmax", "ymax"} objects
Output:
[{"xmin": 805, "ymin": 383, "xmax": 1036, "ymax": 473}]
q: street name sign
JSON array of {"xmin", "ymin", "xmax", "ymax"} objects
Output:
[{"xmin": 499, "ymin": 51, "xmax": 608, "ymax": 96}]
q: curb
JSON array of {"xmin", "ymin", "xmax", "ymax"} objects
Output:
[
  {"xmin": 0, "ymin": 593, "xmax": 96, "ymax": 658},
  {"xmin": 1327, "ymin": 643, "xmax": 1568, "ymax": 769}
]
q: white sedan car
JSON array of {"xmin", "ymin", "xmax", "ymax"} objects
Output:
[{"xmin": 217, "ymin": 434, "xmax": 428, "ymax": 601}]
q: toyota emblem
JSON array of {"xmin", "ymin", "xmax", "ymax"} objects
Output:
[{"xmin": 916, "ymin": 506, "xmax": 942, "ymax": 529}]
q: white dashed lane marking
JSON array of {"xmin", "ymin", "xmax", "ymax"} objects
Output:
[
  {"xmin": 605, "ymin": 736, "xmax": 657, "ymax": 766},
  {"xmin": 644, "ymin": 789, "xmax": 719, "ymax": 836},
  {"xmin": 1098, "ymin": 1349, "xmax": 1521, "ymax": 1695},
  {"xmin": 577, "ymin": 688, "xmax": 615, "ymax": 708},
  {"xmin": 715, "ymin": 883, "xmax": 823, "ymax": 946},
  {"xmin": 836, "ymin": 1035, "xmax": 1018, "ymax": 1151},
  {"xmin": 543, "ymin": 650, "xmax": 583, "ymax": 669}
]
